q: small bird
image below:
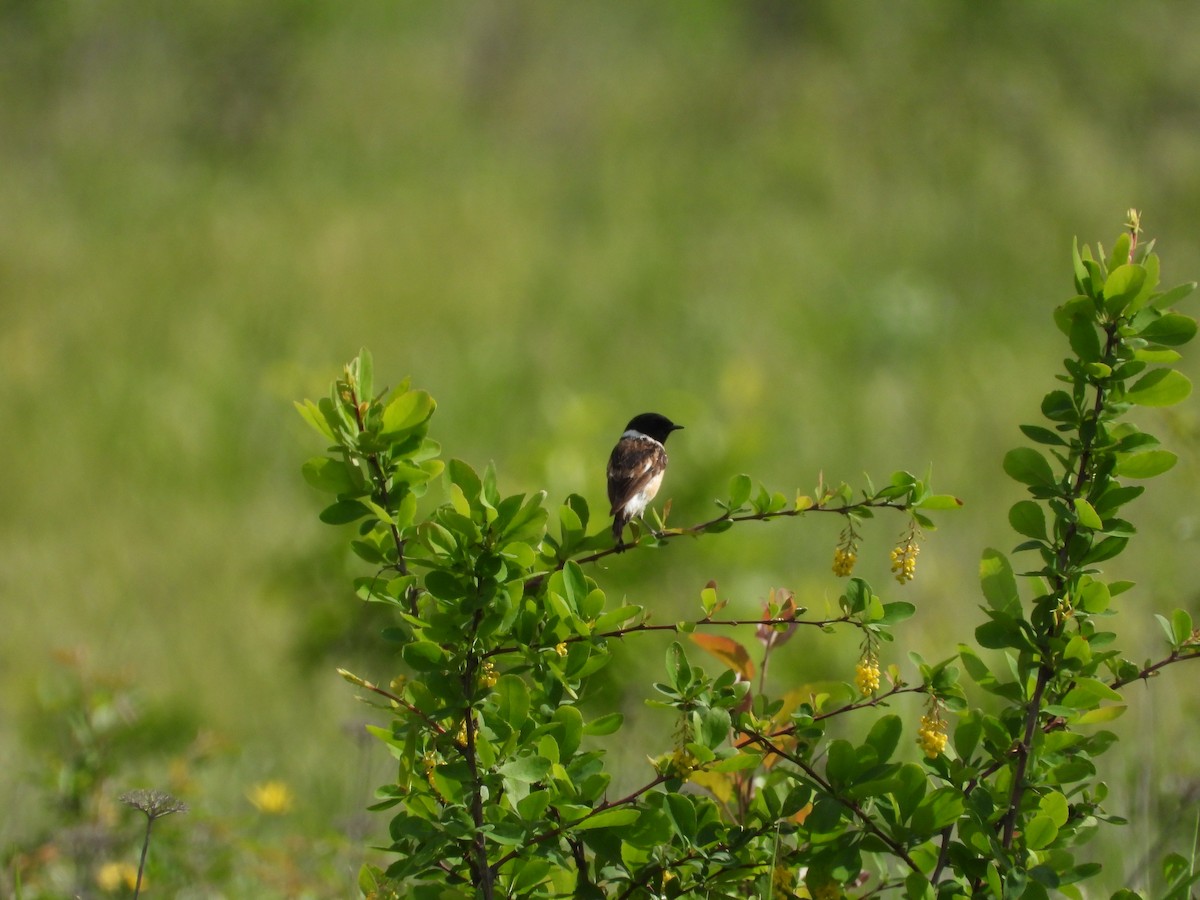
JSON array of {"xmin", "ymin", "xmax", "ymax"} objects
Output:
[{"xmin": 607, "ymin": 412, "xmax": 683, "ymax": 549}]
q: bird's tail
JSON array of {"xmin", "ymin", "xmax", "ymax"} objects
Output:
[{"xmin": 611, "ymin": 512, "xmax": 627, "ymax": 547}]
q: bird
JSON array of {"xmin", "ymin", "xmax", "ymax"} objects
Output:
[{"xmin": 607, "ymin": 412, "xmax": 683, "ymax": 549}]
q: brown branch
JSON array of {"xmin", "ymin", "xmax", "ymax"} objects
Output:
[
  {"xmin": 482, "ymin": 614, "xmax": 862, "ymax": 660},
  {"xmin": 524, "ymin": 496, "xmax": 916, "ymax": 594},
  {"xmin": 336, "ymin": 668, "xmax": 449, "ymax": 737},
  {"xmin": 738, "ymin": 729, "xmax": 922, "ymax": 874},
  {"xmin": 490, "ymin": 774, "xmax": 670, "ymax": 872},
  {"xmin": 462, "ymin": 609, "xmax": 494, "ymax": 899}
]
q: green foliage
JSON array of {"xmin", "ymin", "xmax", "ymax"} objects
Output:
[{"xmin": 302, "ymin": 223, "xmax": 1200, "ymax": 898}]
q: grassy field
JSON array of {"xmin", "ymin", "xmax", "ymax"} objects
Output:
[{"xmin": 3, "ymin": 3, "xmax": 1200, "ymax": 895}]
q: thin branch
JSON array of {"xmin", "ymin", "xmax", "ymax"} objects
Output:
[
  {"xmin": 482, "ymin": 614, "xmax": 862, "ymax": 660},
  {"xmin": 738, "ymin": 730, "xmax": 922, "ymax": 874},
  {"xmin": 1111, "ymin": 646, "xmax": 1200, "ymax": 690},
  {"xmin": 1001, "ymin": 665, "xmax": 1051, "ymax": 849},
  {"xmin": 337, "ymin": 668, "xmax": 450, "ymax": 737},
  {"xmin": 463, "ymin": 610, "xmax": 494, "ymax": 899},
  {"xmin": 491, "ymin": 774, "xmax": 670, "ymax": 872},
  {"xmin": 524, "ymin": 496, "xmax": 916, "ymax": 593},
  {"xmin": 739, "ymin": 680, "xmax": 927, "ymax": 750}
]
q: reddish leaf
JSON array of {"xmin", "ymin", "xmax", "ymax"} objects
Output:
[{"xmin": 690, "ymin": 633, "xmax": 755, "ymax": 680}]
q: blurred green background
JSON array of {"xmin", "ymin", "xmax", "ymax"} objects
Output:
[{"xmin": 3, "ymin": 1, "xmax": 1200, "ymax": 895}]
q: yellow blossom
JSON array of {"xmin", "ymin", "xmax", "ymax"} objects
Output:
[
  {"xmin": 96, "ymin": 861, "xmax": 140, "ymax": 892},
  {"xmin": 855, "ymin": 655, "xmax": 881, "ymax": 696},
  {"xmin": 810, "ymin": 879, "xmax": 843, "ymax": 900},
  {"xmin": 832, "ymin": 547, "xmax": 857, "ymax": 577},
  {"xmin": 890, "ymin": 540, "xmax": 919, "ymax": 584},
  {"xmin": 555, "ymin": 642, "xmax": 569, "ymax": 657},
  {"xmin": 917, "ymin": 712, "xmax": 948, "ymax": 759},
  {"xmin": 480, "ymin": 660, "xmax": 498, "ymax": 688},
  {"xmin": 772, "ymin": 864, "xmax": 797, "ymax": 899},
  {"xmin": 247, "ymin": 780, "xmax": 294, "ymax": 815}
]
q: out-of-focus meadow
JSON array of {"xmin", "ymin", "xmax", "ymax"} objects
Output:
[{"xmin": 3, "ymin": 2, "xmax": 1200, "ymax": 894}]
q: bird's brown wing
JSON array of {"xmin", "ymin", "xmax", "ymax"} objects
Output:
[{"xmin": 607, "ymin": 437, "xmax": 668, "ymax": 515}]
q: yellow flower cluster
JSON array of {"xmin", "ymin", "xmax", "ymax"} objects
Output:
[
  {"xmin": 480, "ymin": 660, "xmax": 498, "ymax": 688},
  {"xmin": 855, "ymin": 655, "xmax": 880, "ymax": 697},
  {"xmin": 654, "ymin": 746, "xmax": 698, "ymax": 778},
  {"xmin": 890, "ymin": 540, "xmax": 919, "ymax": 584},
  {"xmin": 771, "ymin": 865, "xmax": 795, "ymax": 899},
  {"xmin": 555, "ymin": 642, "xmax": 569, "ymax": 658},
  {"xmin": 810, "ymin": 880, "xmax": 843, "ymax": 900},
  {"xmin": 831, "ymin": 546, "xmax": 857, "ymax": 577},
  {"xmin": 917, "ymin": 713, "xmax": 948, "ymax": 759}
]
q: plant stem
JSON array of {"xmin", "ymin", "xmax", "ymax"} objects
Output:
[
  {"xmin": 133, "ymin": 817, "xmax": 153, "ymax": 900},
  {"xmin": 462, "ymin": 610, "xmax": 494, "ymax": 899}
]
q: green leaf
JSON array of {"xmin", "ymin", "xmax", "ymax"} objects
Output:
[
  {"xmin": 1134, "ymin": 347, "xmax": 1182, "ymax": 363},
  {"xmin": 728, "ymin": 473, "xmax": 753, "ymax": 508},
  {"xmin": 583, "ymin": 712, "xmax": 624, "ymax": 736},
  {"xmin": 319, "ymin": 498, "xmax": 370, "ymax": 525},
  {"xmin": 1068, "ymin": 314, "xmax": 1101, "ymax": 362},
  {"xmin": 824, "ymin": 740, "xmax": 856, "ymax": 786},
  {"xmin": 697, "ymin": 707, "xmax": 731, "ymax": 750},
  {"xmin": 911, "ymin": 787, "xmax": 964, "ymax": 836},
  {"xmin": 1082, "ymin": 535, "xmax": 1128, "ymax": 564},
  {"xmin": 1108, "ymin": 232, "xmax": 1132, "ymax": 271},
  {"xmin": 554, "ymin": 705, "xmax": 584, "ymax": 759},
  {"xmin": 1138, "ymin": 313, "xmax": 1197, "ymax": 347},
  {"xmin": 402, "ymin": 640, "xmax": 447, "ymax": 671},
  {"xmin": 1003, "ymin": 447, "xmax": 1056, "ymax": 488},
  {"xmin": 573, "ymin": 808, "xmax": 640, "ymax": 831},
  {"xmin": 1078, "ymin": 579, "xmax": 1111, "ymax": 614},
  {"xmin": 711, "ymin": 752, "xmax": 763, "ymax": 772},
  {"xmin": 1125, "ymin": 369, "xmax": 1192, "ymax": 407},
  {"xmin": 980, "ymin": 549, "xmax": 1019, "ymax": 612},
  {"xmin": 915, "ymin": 493, "xmax": 963, "ymax": 510},
  {"xmin": 498, "ymin": 755, "xmax": 552, "ymax": 783},
  {"xmin": 1039, "ymin": 791, "xmax": 1070, "ymax": 827},
  {"xmin": 1073, "ymin": 498, "xmax": 1103, "ymax": 530},
  {"xmin": 1024, "ymin": 814, "xmax": 1058, "ymax": 850},
  {"xmin": 954, "ymin": 713, "xmax": 983, "ymax": 760},
  {"xmin": 1061, "ymin": 677, "xmax": 1123, "ymax": 708},
  {"xmin": 878, "ymin": 602, "xmax": 916, "ymax": 625},
  {"xmin": 976, "ymin": 618, "xmax": 1031, "ymax": 651},
  {"xmin": 295, "ymin": 399, "xmax": 337, "ymax": 440},
  {"xmin": 1172, "ymin": 608, "xmax": 1194, "ymax": 646},
  {"xmin": 302, "ymin": 456, "xmax": 359, "ymax": 494},
  {"xmin": 663, "ymin": 793, "xmax": 698, "ymax": 844},
  {"xmin": 1040, "ymin": 390, "xmax": 1077, "ymax": 423},
  {"xmin": 517, "ymin": 791, "xmax": 552, "ymax": 823},
  {"xmin": 864, "ymin": 715, "xmax": 903, "ymax": 764},
  {"xmin": 1063, "ymin": 635, "xmax": 1090, "ymax": 664},
  {"xmin": 1009, "ymin": 500, "xmax": 1047, "ymax": 541},
  {"xmin": 904, "ymin": 872, "xmax": 936, "ymax": 900},
  {"xmin": 1151, "ymin": 281, "xmax": 1197, "ymax": 310},
  {"xmin": 510, "ymin": 859, "xmax": 552, "ymax": 894},
  {"xmin": 666, "ymin": 642, "xmax": 691, "ymax": 692},
  {"xmin": 496, "ymin": 675, "xmax": 529, "ymax": 730},
  {"xmin": 1019, "ymin": 424, "xmax": 1068, "ymax": 447},
  {"xmin": 1103, "ymin": 263, "xmax": 1147, "ymax": 314},
  {"xmin": 354, "ymin": 349, "xmax": 374, "ymax": 402},
  {"xmin": 382, "ymin": 389, "xmax": 435, "ymax": 435},
  {"xmin": 1114, "ymin": 449, "xmax": 1178, "ymax": 479}
]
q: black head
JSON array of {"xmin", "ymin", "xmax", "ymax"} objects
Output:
[{"xmin": 624, "ymin": 412, "xmax": 683, "ymax": 444}]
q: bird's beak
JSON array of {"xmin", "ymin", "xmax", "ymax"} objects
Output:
[{"xmin": 672, "ymin": 424, "xmax": 685, "ymax": 431}]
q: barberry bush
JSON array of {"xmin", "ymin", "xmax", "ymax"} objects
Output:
[{"xmin": 299, "ymin": 216, "xmax": 1200, "ymax": 898}]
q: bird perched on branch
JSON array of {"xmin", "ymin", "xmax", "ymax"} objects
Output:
[{"xmin": 607, "ymin": 412, "xmax": 683, "ymax": 549}]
